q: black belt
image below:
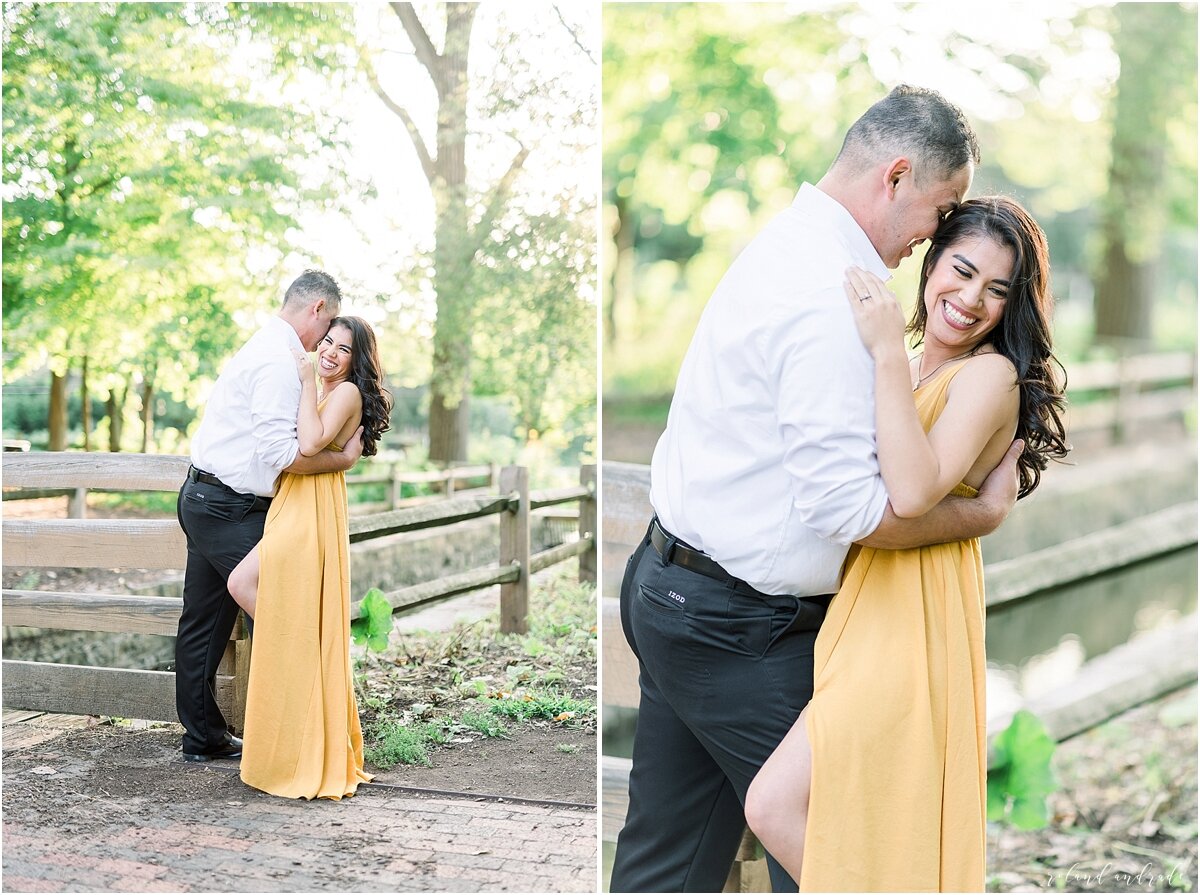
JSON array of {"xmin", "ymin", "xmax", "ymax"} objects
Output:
[
  {"xmin": 650, "ymin": 518, "xmax": 832, "ymax": 607},
  {"xmin": 187, "ymin": 466, "xmax": 272, "ymax": 513}
]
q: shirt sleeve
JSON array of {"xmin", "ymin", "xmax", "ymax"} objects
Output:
[
  {"xmin": 248, "ymin": 356, "xmax": 301, "ymax": 475},
  {"xmin": 768, "ymin": 288, "xmax": 889, "ymax": 545}
]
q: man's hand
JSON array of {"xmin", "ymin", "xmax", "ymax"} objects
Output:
[
  {"xmin": 284, "ymin": 426, "xmax": 364, "ymax": 475},
  {"xmin": 975, "ymin": 439, "xmax": 1023, "ymax": 535}
]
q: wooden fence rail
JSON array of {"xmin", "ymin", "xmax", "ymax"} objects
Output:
[{"xmin": 1, "ymin": 452, "xmax": 596, "ymax": 729}]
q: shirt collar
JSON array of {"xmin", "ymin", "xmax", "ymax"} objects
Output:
[
  {"xmin": 266, "ymin": 314, "xmax": 306, "ymax": 351},
  {"xmin": 792, "ymin": 183, "xmax": 891, "ymax": 281}
]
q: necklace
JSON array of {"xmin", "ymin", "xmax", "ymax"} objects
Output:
[{"xmin": 912, "ymin": 348, "xmax": 977, "ymax": 391}]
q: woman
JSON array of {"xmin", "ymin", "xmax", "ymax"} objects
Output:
[
  {"xmin": 745, "ymin": 197, "xmax": 1069, "ymax": 891},
  {"xmin": 229, "ymin": 315, "xmax": 393, "ymax": 800}
]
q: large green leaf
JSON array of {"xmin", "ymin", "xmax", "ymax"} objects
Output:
[
  {"xmin": 351, "ymin": 587, "xmax": 394, "ymax": 653},
  {"xmin": 986, "ymin": 709, "xmax": 1058, "ymax": 830}
]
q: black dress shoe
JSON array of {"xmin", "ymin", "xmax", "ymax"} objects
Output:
[{"xmin": 182, "ymin": 736, "xmax": 243, "ymax": 762}]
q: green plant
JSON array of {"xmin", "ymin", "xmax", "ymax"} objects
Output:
[
  {"xmin": 484, "ymin": 690, "xmax": 594, "ymax": 723},
  {"xmin": 459, "ymin": 710, "xmax": 508, "ymax": 738},
  {"xmin": 987, "ymin": 709, "xmax": 1058, "ymax": 830},
  {"xmin": 364, "ymin": 721, "xmax": 432, "ymax": 768},
  {"xmin": 351, "ymin": 588, "xmax": 395, "ymax": 652},
  {"xmin": 554, "ymin": 743, "xmax": 579, "ymax": 754}
]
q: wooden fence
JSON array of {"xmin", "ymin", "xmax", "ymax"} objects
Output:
[
  {"xmin": 600, "ymin": 460, "xmax": 1197, "ymax": 891},
  {"xmin": 1064, "ymin": 350, "xmax": 1195, "ymax": 446},
  {"xmin": 2, "ymin": 452, "xmax": 596, "ymax": 728},
  {"xmin": 1, "ymin": 455, "xmax": 500, "ymax": 520}
]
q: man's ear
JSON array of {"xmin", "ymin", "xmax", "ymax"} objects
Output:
[
  {"xmin": 883, "ymin": 157, "xmax": 912, "ymax": 198},
  {"xmin": 312, "ymin": 299, "xmax": 326, "ymax": 318}
]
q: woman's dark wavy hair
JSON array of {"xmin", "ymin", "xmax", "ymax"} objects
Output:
[
  {"xmin": 909, "ymin": 196, "xmax": 1069, "ymax": 498},
  {"xmin": 329, "ymin": 316, "xmax": 392, "ymax": 457}
]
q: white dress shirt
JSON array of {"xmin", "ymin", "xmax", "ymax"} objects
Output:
[
  {"xmin": 190, "ymin": 316, "xmax": 303, "ymax": 497},
  {"xmin": 650, "ymin": 183, "xmax": 892, "ymax": 596}
]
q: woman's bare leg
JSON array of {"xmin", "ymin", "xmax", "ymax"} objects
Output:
[
  {"xmin": 227, "ymin": 545, "xmax": 260, "ymax": 620},
  {"xmin": 744, "ymin": 705, "xmax": 813, "ymax": 883}
]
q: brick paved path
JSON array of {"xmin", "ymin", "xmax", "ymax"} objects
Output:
[{"xmin": 2, "ymin": 718, "xmax": 596, "ymax": 893}]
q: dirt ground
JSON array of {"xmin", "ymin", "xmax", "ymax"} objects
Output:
[
  {"xmin": 986, "ymin": 685, "xmax": 1198, "ymax": 893},
  {"xmin": 4, "ymin": 495, "xmax": 597, "ymax": 806}
]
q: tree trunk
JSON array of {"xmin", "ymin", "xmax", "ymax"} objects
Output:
[
  {"xmin": 139, "ymin": 375, "xmax": 155, "ymax": 454},
  {"xmin": 48, "ymin": 366, "xmax": 69, "ymax": 451},
  {"xmin": 1093, "ymin": 3, "xmax": 1188, "ymax": 349},
  {"xmin": 608, "ymin": 195, "xmax": 635, "ymax": 348},
  {"xmin": 106, "ymin": 383, "xmax": 126, "ymax": 453},
  {"xmin": 80, "ymin": 354, "xmax": 92, "ymax": 451},
  {"xmin": 426, "ymin": 3, "xmax": 478, "ymax": 464}
]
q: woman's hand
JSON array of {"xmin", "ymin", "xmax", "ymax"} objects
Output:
[
  {"xmin": 292, "ymin": 348, "xmax": 314, "ymax": 385},
  {"xmin": 844, "ymin": 267, "xmax": 907, "ymax": 358}
]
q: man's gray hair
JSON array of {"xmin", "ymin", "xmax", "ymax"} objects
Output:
[
  {"xmin": 282, "ymin": 269, "xmax": 342, "ymax": 311},
  {"xmin": 835, "ymin": 85, "xmax": 981, "ymax": 184}
]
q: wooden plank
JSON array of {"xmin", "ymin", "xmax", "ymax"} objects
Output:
[
  {"xmin": 2, "ymin": 488, "xmax": 74, "ymax": 501},
  {"xmin": 2, "ymin": 590, "xmax": 190, "ymax": 636},
  {"xmin": 2, "ymin": 724, "xmax": 72, "ymax": 752},
  {"xmin": 529, "ymin": 537, "xmax": 593, "ymax": 574},
  {"xmin": 1122, "ymin": 351, "xmax": 1195, "ymax": 385},
  {"xmin": 499, "ymin": 466, "xmax": 531, "ymax": 635},
  {"xmin": 353, "ymin": 564, "xmax": 519, "ymax": 618},
  {"xmin": 348, "ymin": 494, "xmax": 510, "ymax": 542},
  {"xmin": 2, "ymin": 661, "xmax": 233, "ymax": 723},
  {"xmin": 1, "ymin": 452, "xmax": 190, "ymax": 491},
  {"xmin": 528, "ymin": 485, "xmax": 590, "ymax": 510},
  {"xmin": 602, "ymin": 462, "xmax": 653, "ymax": 599},
  {"xmin": 988, "ymin": 614, "xmax": 1197, "ymax": 763},
  {"xmin": 986, "ymin": 503, "xmax": 1197, "ymax": 608},
  {"xmin": 602, "ymin": 597, "xmax": 641, "ymax": 709},
  {"xmin": 392, "ymin": 465, "xmax": 493, "ymax": 485},
  {"xmin": 2, "ymin": 519, "xmax": 185, "ymax": 569},
  {"xmin": 2, "ymin": 710, "xmax": 45, "ymax": 724}
]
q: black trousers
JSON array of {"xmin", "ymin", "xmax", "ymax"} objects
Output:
[
  {"xmin": 610, "ymin": 522, "xmax": 828, "ymax": 893},
  {"xmin": 175, "ymin": 477, "xmax": 268, "ymax": 754}
]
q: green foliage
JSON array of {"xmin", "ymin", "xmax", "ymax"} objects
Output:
[
  {"xmin": 363, "ymin": 721, "xmax": 433, "ymax": 769},
  {"xmin": 483, "ymin": 691, "xmax": 594, "ymax": 724},
  {"xmin": 350, "ymin": 588, "xmax": 395, "ymax": 653},
  {"xmin": 458, "ymin": 710, "xmax": 508, "ymax": 739},
  {"xmin": 603, "ymin": 4, "xmax": 1198, "ymax": 396},
  {"xmin": 2, "ymin": 1, "xmax": 355, "ymax": 441},
  {"xmin": 987, "ymin": 710, "xmax": 1058, "ymax": 830}
]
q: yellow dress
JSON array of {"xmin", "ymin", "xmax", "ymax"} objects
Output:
[
  {"xmin": 240, "ymin": 424, "xmax": 373, "ymax": 800},
  {"xmin": 801, "ymin": 359, "xmax": 986, "ymax": 892}
]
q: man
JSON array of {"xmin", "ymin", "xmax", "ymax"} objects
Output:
[
  {"xmin": 175, "ymin": 270, "xmax": 363, "ymax": 762},
  {"xmin": 610, "ymin": 86, "xmax": 1023, "ymax": 892}
]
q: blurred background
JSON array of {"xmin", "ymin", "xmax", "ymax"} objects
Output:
[
  {"xmin": 600, "ymin": 3, "xmax": 1197, "ymax": 890},
  {"xmin": 602, "ymin": 1, "xmax": 1195, "ymax": 460},
  {"xmin": 3, "ymin": 1, "xmax": 598, "ymax": 480}
]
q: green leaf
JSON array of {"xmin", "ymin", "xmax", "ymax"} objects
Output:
[
  {"xmin": 351, "ymin": 587, "xmax": 394, "ymax": 653},
  {"xmin": 986, "ymin": 710, "xmax": 1058, "ymax": 831}
]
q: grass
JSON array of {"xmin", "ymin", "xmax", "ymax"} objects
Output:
[
  {"xmin": 483, "ymin": 691, "xmax": 594, "ymax": 724},
  {"xmin": 357, "ymin": 569, "xmax": 596, "ymax": 767},
  {"xmin": 364, "ymin": 721, "xmax": 437, "ymax": 768},
  {"xmin": 458, "ymin": 710, "xmax": 508, "ymax": 738}
]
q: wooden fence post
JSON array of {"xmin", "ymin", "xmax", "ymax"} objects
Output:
[
  {"xmin": 232, "ymin": 634, "xmax": 252, "ymax": 732},
  {"xmin": 499, "ymin": 465, "xmax": 530, "ymax": 634},
  {"xmin": 389, "ymin": 464, "xmax": 402, "ymax": 510},
  {"xmin": 68, "ymin": 487, "xmax": 87, "ymax": 519},
  {"xmin": 579, "ymin": 464, "xmax": 597, "ymax": 584},
  {"xmin": 445, "ymin": 468, "xmax": 456, "ymax": 499}
]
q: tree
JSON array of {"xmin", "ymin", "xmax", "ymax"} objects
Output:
[
  {"xmin": 2, "ymin": 2, "xmax": 347, "ymax": 449},
  {"xmin": 1093, "ymin": 2, "xmax": 1197, "ymax": 348},
  {"xmin": 360, "ymin": 2, "xmax": 594, "ymax": 463}
]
